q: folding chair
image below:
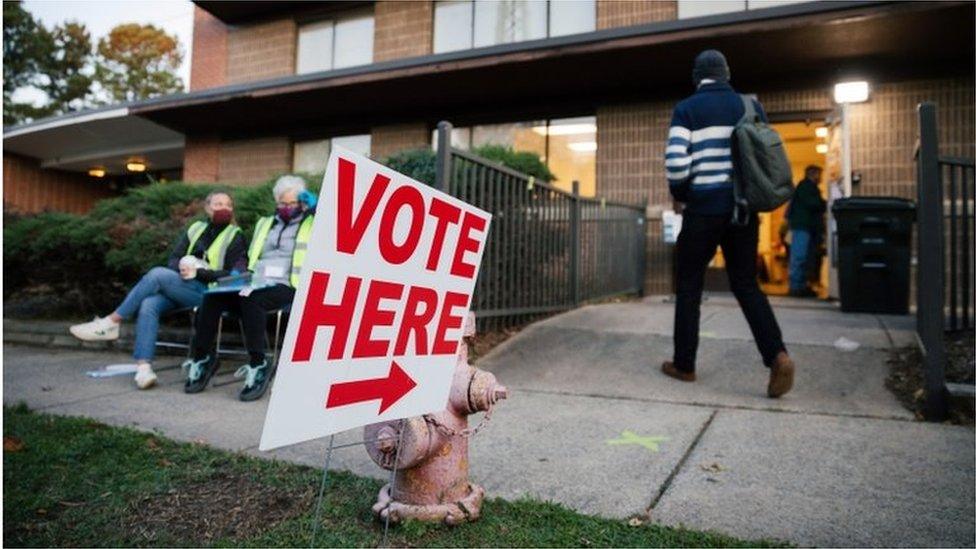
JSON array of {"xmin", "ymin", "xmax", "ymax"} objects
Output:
[
  {"xmin": 152, "ymin": 306, "xmax": 197, "ymax": 373},
  {"xmin": 211, "ymin": 304, "xmax": 291, "ymax": 387}
]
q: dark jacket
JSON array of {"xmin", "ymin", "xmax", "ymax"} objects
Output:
[
  {"xmin": 665, "ymin": 81, "xmax": 768, "ymax": 216},
  {"xmin": 787, "ymin": 177, "xmax": 826, "ymax": 231},
  {"xmin": 166, "ymin": 222, "xmax": 248, "ymax": 283}
]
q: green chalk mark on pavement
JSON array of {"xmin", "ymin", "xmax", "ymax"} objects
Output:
[{"xmin": 606, "ymin": 430, "xmax": 669, "ymax": 452}]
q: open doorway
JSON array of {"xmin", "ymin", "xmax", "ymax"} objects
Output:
[{"xmin": 702, "ymin": 119, "xmax": 830, "ymax": 297}]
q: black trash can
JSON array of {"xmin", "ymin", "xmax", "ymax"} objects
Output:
[{"xmin": 832, "ymin": 197, "xmax": 915, "ymax": 314}]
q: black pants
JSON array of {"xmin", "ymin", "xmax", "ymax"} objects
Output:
[
  {"xmin": 673, "ymin": 213, "xmax": 786, "ymax": 372},
  {"xmin": 192, "ymin": 284, "xmax": 295, "ymax": 363}
]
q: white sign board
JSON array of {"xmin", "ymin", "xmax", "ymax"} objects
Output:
[{"xmin": 259, "ymin": 148, "xmax": 491, "ymax": 451}]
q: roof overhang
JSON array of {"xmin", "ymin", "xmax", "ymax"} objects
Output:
[
  {"xmin": 4, "ymin": 107, "xmax": 184, "ymax": 175},
  {"xmin": 134, "ymin": 1, "xmax": 974, "ymax": 138},
  {"xmin": 193, "ymin": 1, "xmax": 369, "ymax": 25}
]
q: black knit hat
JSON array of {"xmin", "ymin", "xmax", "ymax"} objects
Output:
[{"xmin": 692, "ymin": 49, "xmax": 731, "ymax": 86}]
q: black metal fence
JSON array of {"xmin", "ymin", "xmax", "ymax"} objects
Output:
[
  {"xmin": 915, "ymin": 102, "xmax": 975, "ymax": 420},
  {"xmin": 434, "ymin": 121, "xmax": 647, "ymax": 329}
]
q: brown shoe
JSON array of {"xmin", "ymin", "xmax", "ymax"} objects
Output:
[
  {"xmin": 661, "ymin": 361, "xmax": 696, "ymax": 382},
  {"xmin": 767, "ymin": 351, "xmax": 795, "ymax": 398}
]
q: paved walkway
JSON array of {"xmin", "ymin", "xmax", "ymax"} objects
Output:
[{"xmin": 4, "ymin": 295, "xmax": 974, "ymax": 547}]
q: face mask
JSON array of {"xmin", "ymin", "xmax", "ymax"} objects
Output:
[
  {"xmin": 277, "ymin": 205, "xmax": 301, "ymax": 222},
  {"xmin": 210, "ymin": 208, "xmax": 233, "ymax": 225}
]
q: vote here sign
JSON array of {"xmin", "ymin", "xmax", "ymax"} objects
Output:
[{"xmin": 259, "ymin": 148, "xmax": 491, "ymax": 451}]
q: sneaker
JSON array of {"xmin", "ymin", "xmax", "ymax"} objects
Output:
[
  {"xmin": 182, "ymin": 355, "xmax": 217, "ymax": 394},
  {"xmin": 767, "ymin": 351, "xmax": 795, "ymax": 398},
  {"xmin": 235, "ymin": 359, "xmax": 274, "ymax": 402},
  {"xmin": 134, "ymin": 363, "xmax": 157, "ymax": 390},
  {"xmin": 69, "ymin": 316, "xmax": 119, "ymax": 341}
]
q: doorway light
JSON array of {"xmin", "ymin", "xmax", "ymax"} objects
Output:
[
  {"xmin": 815, "ymin": 127, "xmax": 828, "ymax": 138},
  {"xmin": 816, "ymin": 143, "xmax": 829, "ymax": 154},
  {"xmin": 88, "ymin": 167, "xmax": 106, "ymax": 178},
  {"xmin": 833, "ymin": 81, "xmax": 869, "ymax": 104}
]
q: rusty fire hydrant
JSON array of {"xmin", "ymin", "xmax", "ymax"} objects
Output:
[{"xmin": 364, "ymin": 313, "xmax": 507, "ymax": 525}]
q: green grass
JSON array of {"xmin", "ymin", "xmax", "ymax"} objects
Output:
[{"xmin": 4, "ymin": 404, "xmax": 785, "ymax": 547}]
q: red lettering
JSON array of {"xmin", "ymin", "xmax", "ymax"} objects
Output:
[
  {"xmin": 293, "ymin": 272, "xmax": 362, "ymax": 361},
  {"xmin": 450, "ymin": 212, "xmax": 488, "ymax": 279},
  {"xmin": 426, "ymin": 197, "xmax": 461, "ymax": 271},
  {"xmin": 336, "ymin": 157, "xmax": 390, "ymax": 255},
  {"xmin": 432, "ymin": 291, "xmax": 469, "ymax": 355},
  {"xmin": 394, "ymin": 286, "xmax": 439, "ymax": 355},
  {"xmin": 352, "ymin": 280, "xmax": 404, "ymax": 358},
  {"xmin": 378, "ymin": 186, "xmax": 425, "ymax": 265}
]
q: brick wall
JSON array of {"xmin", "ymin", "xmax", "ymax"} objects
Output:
[
  {"xmin": 190, "ymin": 6, "xmax": 228, "ymax": 91},
  {"xmin": 182, "ymin": 135, "xmax": 221, "ymax": 183},
  {"xmin": 597, "ymin": 0, "xmax": 677, "ymax": 29},
  {"xmin": 374, "ymin": 1, "xmax": 433, "ymax": 62},
  {"xmin": 371, "ymin": 123, "xmax": 431, "ymax": 159},
  {"xmin": 218, "ymin": 137, "xmax": 293, "ymax": 185},
  {"xmin": 595, "ymin": 76, "xmax": 976, "ymax": 294},
  {"xmin": 3, "ymin": 154, "xmax": 117, "ymax": 214},
  {"xmin": 226, "ymin": 18, "xmax": 297, "ymax": 85}
]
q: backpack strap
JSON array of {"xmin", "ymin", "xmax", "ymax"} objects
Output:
[
  {"xmin": 740, "ymin": 94, "xmax": 757, "ymax": 123},
  {"xmin": 731, "ymin": 95, "xmax": 756, "ymax": 226}
]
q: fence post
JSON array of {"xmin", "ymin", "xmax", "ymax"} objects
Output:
[
  {"xmin": 570, "ymin": 180, "xmax": 581, "ymax": 307},
  {"xmin": 917, "ymin": 102, "xmax": 948, "ymax": 421},
  {"xmin": 435, "ymin": 120, "xmax": 453, "ymax": 194},
  {"xmin": 637, "ymin": 196, "xmax": 649, "ymax": 297}
]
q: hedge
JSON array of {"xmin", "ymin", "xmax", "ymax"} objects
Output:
[{"xmin": 3, "ymin": 146, "xmax": 553, "ymax": 317}]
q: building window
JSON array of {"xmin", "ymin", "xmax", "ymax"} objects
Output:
[
  {"xmin": 432, "ymin": 116, "xmax": 597, "ymax": 196},
  {"xmin": 549, "ymin": 0, "xmax": 596, "ymax": 38},
  {"xmin": 677, "ymin": 0, "xmax": 745, "ymax": 19},
  {"xmin": 296, "ymin": 10, "xmax": 374, "ymax": 74},
  {"xmin": 433, "ymin": 0, "xmax": 595, "ymax": 54},
  {"xmin": 293, "ymin": 134, "xmax": 371, "ymax": 174}
]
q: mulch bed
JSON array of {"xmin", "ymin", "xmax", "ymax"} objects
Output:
[
  {"xmin": 124, "ymin": 472, "xmax": 314, "ymax": 544},
  {"xmin": 886, "ymin": 329, "xmax": 975, "ymax": 423}
]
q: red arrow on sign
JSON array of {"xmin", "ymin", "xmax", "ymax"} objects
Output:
[{"xmin": 325, "ymin": 361, "xmax": 417, "ymax": 414}]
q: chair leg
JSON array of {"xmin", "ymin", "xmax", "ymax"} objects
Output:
[
  {"xmin": 271, "ymin": 310, "xmax": 283, "ymax": 367},
  {"xmin": 215, "ymin": 316, "xmax": 224, "ymax": 359}
]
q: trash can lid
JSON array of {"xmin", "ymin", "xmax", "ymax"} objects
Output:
[{"xmin": 831, "ymin": 196, "xmax": 915, "ymax": 212}]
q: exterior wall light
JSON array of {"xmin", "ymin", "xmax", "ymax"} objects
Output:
[
  {"xmin": 126, "ymin": 160, "xmax": 147, "ymax": 172},
  {"xmin": 815, "ymin": 126, "xmax": 829, "ymax": 138},
  {"xmin": 88, "ymin": 167, "xmax": 106, "ymax": 178},
  {"xmin": 816, "ymin": 143, "xmax": 829, "ymax": 154},
  {"xmin": 833, "ymin": 81, "xmax": 869, "ymax": 104}
]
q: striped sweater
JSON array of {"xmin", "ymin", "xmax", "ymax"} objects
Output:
[{"xmin": 665, "ymin": 81, "xmax": 768, "ymax": 216}]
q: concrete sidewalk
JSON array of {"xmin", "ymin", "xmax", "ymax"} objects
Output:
[{"xmin": 4, "ymin": 295, "xmax": 974, "ymax": 547}]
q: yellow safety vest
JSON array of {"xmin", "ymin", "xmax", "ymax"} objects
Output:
[
  {"xmin": 247, "ymin": 214, "xmax": 314, "ymax": 288},
  {"xmin": 185, "ymin": 220, "xmax": 242, "ymax": 271}
]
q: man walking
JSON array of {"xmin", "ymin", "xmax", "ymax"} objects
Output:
[
  {"xmin": 787, "ymin": 165, "xmax": 826, "ymax": 297},
  {"xmin": 661, "ymin": 49, "xmax": 795, "ymax": 398}
]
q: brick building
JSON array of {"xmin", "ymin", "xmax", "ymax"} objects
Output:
[{"xmin": 3, "ymin": 0, "xmax": 973, "ymax": 294}]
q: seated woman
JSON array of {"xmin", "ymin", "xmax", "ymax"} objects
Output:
[
  {"xmin": 182, "ymin": 175, "xmax": 315, "ymax": 402},
  {"xmin": 69, "ymin": 191, "xmax": 247, "ymax": 390}
]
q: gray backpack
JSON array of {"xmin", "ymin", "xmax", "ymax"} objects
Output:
[{"xmin": 730, "ymin": 95, "xmax": 793, "ymax": 225}]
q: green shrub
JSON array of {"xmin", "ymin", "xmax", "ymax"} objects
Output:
[
  {"xmin": 472, "ymin": 144, "xmax": 556, "ymax": 182},
  {"xmin": 3, "ymin": 147, "xmax": 550, "ymax": 318}
]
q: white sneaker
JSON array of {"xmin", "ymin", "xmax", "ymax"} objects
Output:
[
  {"xmin": 134, "ymin": 364, "xmax": 157, "ymax": 390},
  {"xmin": 69, "ymin": 316, "xmax": 120, "ymax": 341}
]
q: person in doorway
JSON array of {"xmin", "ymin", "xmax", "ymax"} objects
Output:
[
  {"xmin": 181, "ymin": 175, "xmax": 316, "ymax": 402},
  {"xmin": 787, "ymin": 165, "xmax": 826, "ymax": 297},
  {"xmin": 660, "ymin": 49, "xmax": 795, "ymax": 398},
  {"xmin": 69, "ymin": 191, "xmax": 247, "ymax": 389}
]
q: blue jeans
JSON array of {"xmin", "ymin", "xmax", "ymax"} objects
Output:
[
  {"xmin": 789, "ymin": 228, "xmax": 811, "ymax": 291},
  {"xmin": 115, "ymin": 267, "xmax": 206, "ymax": 361}
]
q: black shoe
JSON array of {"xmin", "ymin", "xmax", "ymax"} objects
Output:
[
  {"xmin": 183, "ymin": 355, "xmax": 218, "ymax": 394},
  {"xmin": 789, "ymin": 287, "xmax": 817, "ymax": 298},
  {"xmin": 236, "ymin": 359, "xmax": 275, "ymax": 402}
]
